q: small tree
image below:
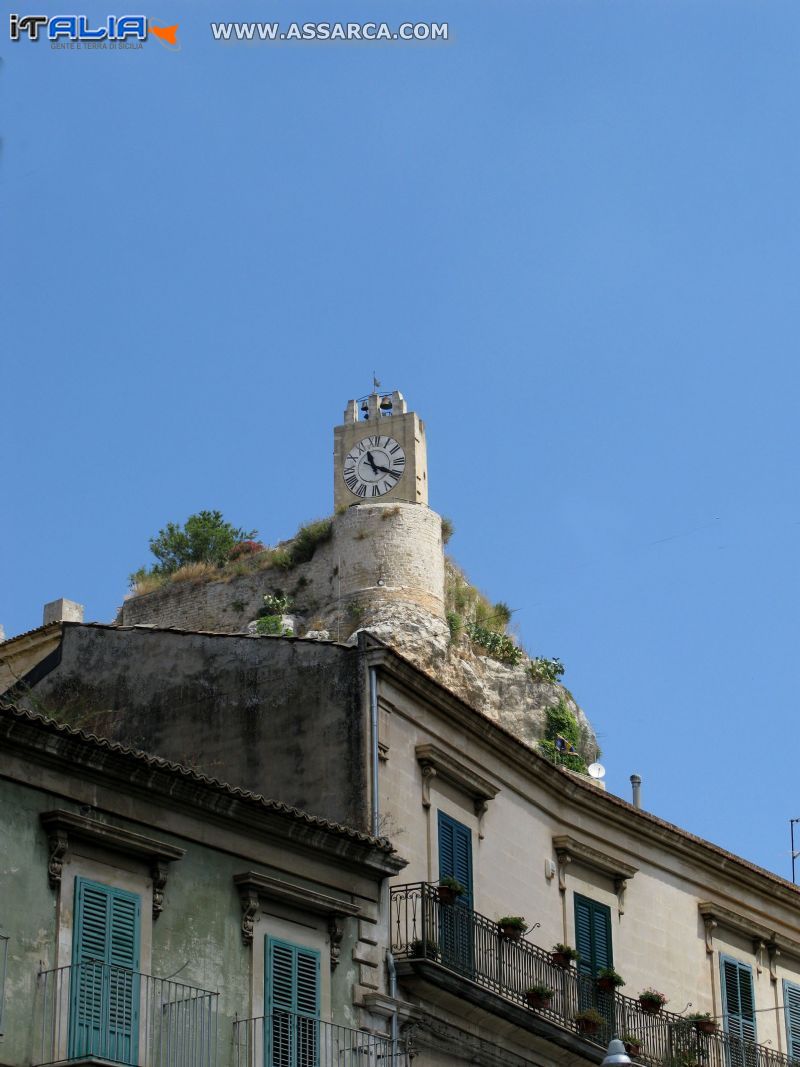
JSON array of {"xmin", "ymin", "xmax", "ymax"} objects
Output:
[{"xmin": 148, "ymin": 511, "xmax": 257, "ymax": 574}]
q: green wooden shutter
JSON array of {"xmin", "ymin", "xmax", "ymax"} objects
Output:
[
  {"xmin": 721, "ymin": 957, "xmax": 756, "ymax": 1045},
  {"xmin": 574, "ymin": 894, "xmax": 613, "ymax": 978},
  {"xmin": 70, "ymin": 879, "xmax": 140, "ymax": 1064},
  {"xmin": 437, "ymin": 811, "xmax": 473, "ymax": 904},
  {"xmin": 265, "ymin": 938, "xmax": 320, "ymax": 1067},
  {"xmin": 783, "ymin": 981, "xmax": 800, "ymax": 1060}
]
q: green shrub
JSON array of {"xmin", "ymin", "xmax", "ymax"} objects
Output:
[
  {"xmin": 530, "ymin": 657, "xmax": 565, "ymax": 684},
  {"xmin": 290, "ymin": 519, "xmax": 333, "ymax": 565},
  {"xmin": 147, "ymin": 510, "xmax": 257, "ymax": 575},
  {"xmin": 545, "ymin": 700, "xmax": 581, "ymax": 746},
  {"xmin": 258, "ymin": 593, "xmax": 292, "ymax": 618},
  {"xmin": 255, "ymin": 615, "xmax": 291, "ymax": 636},
  {"xmin": 538, "ymin": 739, "xmax": 587, "ymax": 775},
  {"xmin": 465, "ymin": 623, "xmax": 523, "ymax": 665},
  {"xmin": 441, "ymin": 517, "xmax": 455, "ymax": 544},
  {"xmin": 446, "ymin": 612, "xmax": 463, "ymax": 641}
]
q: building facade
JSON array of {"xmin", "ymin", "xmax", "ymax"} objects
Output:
[
  {"xmin": 3, "ymin": 390, "xmax": 800, "ymax": 1067},
  {"xmin": 0, "ymin": 703, "xmax": 407, "ymax": 1067}
]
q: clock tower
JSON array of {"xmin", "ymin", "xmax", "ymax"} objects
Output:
[{"xmin": 333, "ymin": 390, "xmax": 429, "ymax": 511}]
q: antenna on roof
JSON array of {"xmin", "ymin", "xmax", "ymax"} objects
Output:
[{"xmin": 588, "ymin": 762, "xmax": 606, "ymax": 780}]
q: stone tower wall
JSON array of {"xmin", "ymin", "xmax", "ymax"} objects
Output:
[
  {"xmin": 334, "ymin": 502, "xmax": 444, "ymax": 619},
  {"xmin": 118, "ymin": 503, "xmax": 445, "ymax": 633}
]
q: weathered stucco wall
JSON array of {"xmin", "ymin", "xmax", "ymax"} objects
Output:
[
  {"xmin": 0, "ymin": 738, "xmax": 389, "ymax": 1067},
  {"xmin": 15, "ymin": 624, "xmax": 370, "ymax": 831}
]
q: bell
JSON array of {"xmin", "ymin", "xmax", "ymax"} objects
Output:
[{"xmin": 380, "ymin": 395, "xmax": 393, "ymax": 411}]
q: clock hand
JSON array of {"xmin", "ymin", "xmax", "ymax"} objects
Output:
[
  {"xmin": 365, "ymin": 451, "xmax": 379, "ymax": 474},
  {"xmin": 374, "ymin": 464, "xmax": 398, "ymax": 477}
]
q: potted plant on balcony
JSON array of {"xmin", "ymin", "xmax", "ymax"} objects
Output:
[
  {"xmin": 552, "ymin": 943, "xmax": 580, "ymax": 968},
  {"xmin": 639, "ymin": 988, "xmax": 668, "ymax": 1015},
  {"xmin": 498, "ymin": 916, "xmax": 528, "ymax": 941},
  {"xmin": 437, "ymin": 876, "xmax": 465, "ymax": 906},
  {"xmin": 596, "ymin": 967, "xmax": 625, "ymax": 994},
  {"xmin": 623, "ymin": 1033, "xmax": 642, "ymax": 1057},
  {"xmin": 525, "ymin": 983, "xmax": 555, "ymax": 1010},
  {"xmin": 574, "ymin": 1007, "xmax": 605, "ymax": 1036},
  {"xmin": 409, "ymin": 938, "xmax": 439, "ymax": 960},
  {"xmin": 687, "ymin": 1012, "xmax": 716, "ymax": 1035}
]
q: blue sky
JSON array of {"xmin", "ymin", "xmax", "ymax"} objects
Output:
[{"xmin": 3, "ymin": 0, "xmax": 799, "ymax": 878}]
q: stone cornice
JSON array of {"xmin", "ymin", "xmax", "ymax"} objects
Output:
[
  {"xmin": 361, "ymin": 636, "xmax": 800, "ymax": 918},
  {"xmin": 40, "ymin": 809, "xmax": 185, "ymax": 917},
  {"xmin": 553, "ymin": 834, "xmax": 637, "ymax": 914},
  {"xmin": 415, "ymin": 743, "xmax": 499, "ymax": 835},
  {"xmin": 698, "ymin": 901, "xmax": 800, "ymax": 971},
  {"xmin": 553, "ymin": 834, "xmax": 638, "ymax": 881},
  {"xmin": 233, "ymin": 871, "xmax": 360, "ymax": 919},
  {"xmin": 233, "ymin": 872, "xmax": 359, "ymax": 961}
]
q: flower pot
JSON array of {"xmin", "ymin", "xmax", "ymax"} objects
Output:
[
  {"xmin": 694, "ymin": 1019, "xmax": 716, "ymax": 1035},
  {"xmin": 437, "ymin": 885, "xmax": 458, "ymax": 906},
  {"xmin": 499, "ymin": 923, "xmax": 523, "ymax": 941},
  {"xmin": 552, "ymin": 951, "xmax": 573, "ymax": 969},
  {"xmin": 525, "ymin": 992, "xmax": 552, "ymax": 1010},
  {"xmin": 625, "ymin": 1042, "xmax": 641, "ymax": 1057},
  {"xmin": 639, "ymin": 997, "xmax": 663, "ymax": 1015},
  {"xmin": 576, "ymin": 1018, "xmax": 601, "ymax": 1037},
  {"xmin": 597, "ymin": 977, "xmax": 618, "ymax": 994}
]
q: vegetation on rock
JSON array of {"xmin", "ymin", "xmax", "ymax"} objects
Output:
[{"xmin": 538, "ymin": 699, "xmax": 588, "ymax": 773}]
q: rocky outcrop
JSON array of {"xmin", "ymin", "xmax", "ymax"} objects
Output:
[{"xmin": 118, "ymin": 505, "xmax": 597, "ymax": 758}]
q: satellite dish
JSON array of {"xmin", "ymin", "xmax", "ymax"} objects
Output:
[{"xmin": 588, "ymin": 762, "xmax": 606, "ymax": 780}]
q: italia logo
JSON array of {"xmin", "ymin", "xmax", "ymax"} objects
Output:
[{"xmin": 9, "ymin": 14, "xmax": 178, "ymax": 45}]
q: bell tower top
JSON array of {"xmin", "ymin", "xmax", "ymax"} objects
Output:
[
  {"xmin": 333, "ymin": 389, "xmax": 428, "ymax": 510},
  {"xmin": 342, "ymin": 390, "xmax": 408, "ymax": 423}
]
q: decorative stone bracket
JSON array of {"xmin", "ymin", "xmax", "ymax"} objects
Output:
[
  {"xmin": 698, "ymin": 902, "xmax": 798, "ymax": 980},
  {"xmin": 416, "ymin": 744, "xmax": 499, "ymax": 839},
  {"xmin": 233, "ymin": 872, "xmax": 360, "ymax": 969},
  {"xmin": 40, "ymin": 810, "xmax": 185, "ymax": 918},
  {"xmin": 552, "ymin": 835, "xmax": 638, "ymax": 916}
]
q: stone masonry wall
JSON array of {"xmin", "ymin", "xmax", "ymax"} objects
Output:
[{"xmin": 119, "ymin": 502, "xmax": 445, "ymax": 636}]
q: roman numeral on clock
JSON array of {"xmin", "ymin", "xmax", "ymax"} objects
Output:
[
  {"xmin": 356, "ymin": 484, "xmax": 367, "ymax": 497},
  {"xmin": 345, "ymin": 475, "xmax": 358, "ymax": 490}
]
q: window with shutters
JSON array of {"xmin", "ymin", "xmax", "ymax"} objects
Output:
[
  {"xmin": 783, "ymin": 980, "xmax": 800, "ymax": 1060},
  {"xmin": 264, "ymin": 937, "xmax": 320, "ymax": 1067},
  {"xmin": 721, "ymin": 955, "xmax": 757, "ymax": 1067},
  {"xmin": 437, "ymin": 811, "xmax": 474, "ymax": 973},
  {"xmin": 69, "ymin": 878, "xmax": 141, "ymax": 1064},
  {"xmin": 574, "ymin": 893, "xmax": 613, "ymax": 978},
  {"xmin": 574, "ymin": 894, "xmax": 613, "ymax": 1019}
]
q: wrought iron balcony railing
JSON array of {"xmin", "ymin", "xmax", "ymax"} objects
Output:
[
  {"xmin": 35, "ymin": 961, "xmax": 219, "ymax": 1066},
  {"xmin": 234, "ymin": 1008, "xmax": 409, "ymax": 1067},
  {"xmin": 391, "ymin": 882, "xmax": 794, "ymax": 1067}
]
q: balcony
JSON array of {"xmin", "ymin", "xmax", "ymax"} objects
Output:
[
  {"xmin": 34, "ymin": 961, "xmax": 219, "ymax": 1066},
  {"xmin": 233, "ymin": 1009, "xmax": 409, "ymax": 1066},
  {"xmin": 391, "ymin": 883, "xmax": 793, "ymax": 1067}
]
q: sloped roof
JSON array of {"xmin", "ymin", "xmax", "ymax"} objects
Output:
[{"xmin": 0, "ymin": 701, "xmax": 397, "ymax": 855}]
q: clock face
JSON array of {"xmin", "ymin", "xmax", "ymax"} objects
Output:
[{"xmin": 343, "ymin": 435, "xmax": 406, "ymax": 498}]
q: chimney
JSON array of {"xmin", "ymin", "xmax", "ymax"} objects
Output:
[
  {"xmin": 630, "ymin": 774, "xmax": 642, "ymax": 809},
  {"xmin": 43, "ymin": 598, "xmax": 84, "ymax": 625}
]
